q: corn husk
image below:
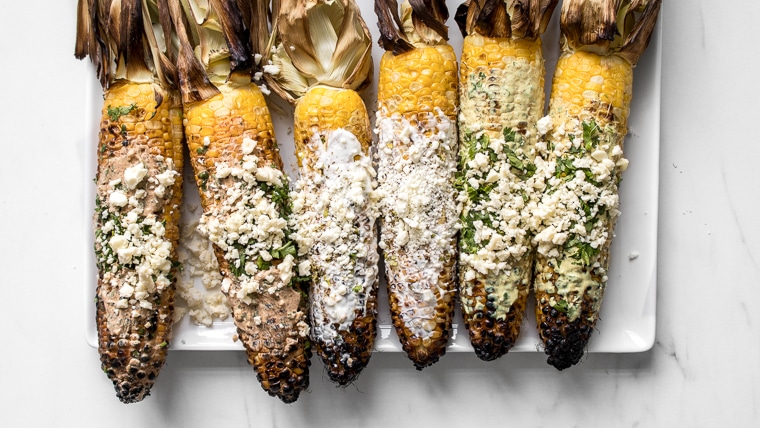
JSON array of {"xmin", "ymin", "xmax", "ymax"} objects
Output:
[
  {"xmin": 264, "ymin": 0, "xmax": 373, "ymax": 104},
  {"xmin": 75, "ymin": 0, "xmax": 177, "ymax": 89},
  {"xmin": 454, "ymin": 0, "xmax": 558, "ymax": 40},
  {"xmin": 376, "ymin": 0, "xmax": 450, "ymax": 54},
  {"xmin": 560, "ymin": 0, "xmax": 662, "ymax": 65}
]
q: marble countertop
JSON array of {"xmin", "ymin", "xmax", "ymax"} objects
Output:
[{"xmin": 2, "ymin": 0, "xmax": 758, "ymax": 426}]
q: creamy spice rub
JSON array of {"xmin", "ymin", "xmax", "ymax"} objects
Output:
[
  {"xmin": 454, "ymin": 0, "xmax": 557, "ymax": 360},
  {"xmin": 531, "ymin": 0, "xmax": 661, "ymax": 370},
  {"xmin": 93, "ymin": 81, "xmax": 184, "ymax": 403}
]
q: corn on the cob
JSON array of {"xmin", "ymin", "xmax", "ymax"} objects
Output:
[
  {"xmin": 265, "ymin": 0, "xmax": 379, "ymax": 385},
  {"xmin": 171, "ymin": 0, "xmax": 311, "ymax": 402},
  {"xmin": 454, "ymin": 0, "xmax": 557, "ymax": 361},
  {"xmin": 76, "ymin": 0, "xmax": 183, "ymax": 403},
  {"xmin": 374, "ymin": 0, "xmax": 459, "ymax": 369},
  {"xmin": 532, "ymin": 0, "xmax": 661, "ymax": 370}
]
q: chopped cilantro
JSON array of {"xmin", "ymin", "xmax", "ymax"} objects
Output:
[
  {"xmin": 565, "ymin": 238, "xmax": 600, "ymax": 266},
  {"xmin": 107, "ymin": 104, "xmax": 137, "ymax": 122},
  {"xmin": 582, "ymin": 120, "xmax": 600, "ymax": 151},
  {"xmin": 553, "ymin": 299, "xmax": 569, "ymax": 314}
]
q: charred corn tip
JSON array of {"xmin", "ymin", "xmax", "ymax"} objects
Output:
[
  {"xmin": 397, "ymin": 325, "xmax": 453, "ymax": 370},
  {"xmin": 385, "ymin": 256, "xmax": 456, "ymax": 369},
  {"xmin": 316, "ymin": 315, "xmax": 376, "ymax": 386},
  {"xmin": 460, "ymin": 271, "xmax": 530, "ymax": 361},
  {"xmin": 251, "ymin": 347, "xmax": 312, "ymax": 403},
  {"xmin": 535, "ymin": 290, "xmax": 595, "ymax": 370}
]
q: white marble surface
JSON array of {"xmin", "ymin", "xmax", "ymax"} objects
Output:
[{"xmin": 1, "ymin": 0, "xmax": 759, "ymax": 427}]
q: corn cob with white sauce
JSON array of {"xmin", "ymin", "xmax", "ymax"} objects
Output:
[
  {"xmin": 76, "ymin": 0, "xmax": 184, "ymax": 403},
  {"xmin": 532, "ymin": 0, "xmax": 661, "ymax": 370},
  {"xmin": 374, "ymin": 0, "xmax": 459, "ymax": 369},
  {"xmin": 170, "ymin": 0, "xmax": 311, "ymax": 402},
  {"xmin": 265, "ymin": 0, "xmax": 380, "ymax": 385},
  {"xmin": 454, "ymin": 0, "xmax": 557, "ymax": 361}
]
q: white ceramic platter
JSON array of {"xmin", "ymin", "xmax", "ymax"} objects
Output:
[{"xmin": 85, "ymin": 1, "xmax": 661, "ymax": 354}]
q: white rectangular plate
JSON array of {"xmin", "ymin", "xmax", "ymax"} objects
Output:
[{"xmin": 85, "ymin": 4, "xmax": 660, "ymax": 354}]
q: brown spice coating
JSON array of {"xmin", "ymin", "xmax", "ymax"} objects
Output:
[
  {"xmin": 95, "ymin": 82, "xmax": 183, "ymax": 403},
  {"xmin": 184, "ymin": 83, "xmax": 311, "ymax": 402}
]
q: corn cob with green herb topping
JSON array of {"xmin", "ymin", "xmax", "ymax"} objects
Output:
[
  {"xmin": 532, "ymin": 0, "xmax": 661, "ymax": 370},
  {"xmin": 374, "ymin": 0, "xmax": 459, "ymax": 369},
  {"xmin": 76, "ymin": 0, "xmax": 184, "ymax": 403},
  {"xmin": 171, "ymin": 0, "xmax": 311, "ymax": 402},
  {"xmin": 265, "ymin": 0, "xmax": 379, "ymax": 385},
  {"xmin": 454, "ymin": 0, "xmax": 557, "ymax": 361}
]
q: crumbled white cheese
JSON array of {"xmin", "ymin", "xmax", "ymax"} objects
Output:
[
  {"xmin": 262, "ymin": 64, "xmax": 280, "ymax": 75},
  {"xmin": 374, "ymin": 107, "xmax": 459, "ymax": 338},
  {"xmin": 123, "ymin": 163, "xmax": 148, "ymax": 189},
  {"xmin": 109, "ymin": 190, "xmax": 128, "ymax": 207},
  {"xmin": 95, "ymin": 155, "xmax": 179, "ymax": 324},
  {"xmin": 290, "ymin": 127, "xmax": 380, "ymax": 348},
  {"xmin": 175, "ymin": 218, "xmax": 230, "ymax": 327},
  {"xmin": 537, "ymin": 116, "xmax": 553, "ymax": 136}
]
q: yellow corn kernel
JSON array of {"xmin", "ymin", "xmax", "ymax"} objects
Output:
[
  {"xmin": 183, "ymin": 82, "xmax": 280, "ymax": 205},
  {"xmin": 459, "ymin": 34, "xmax": 546, "ymax": 140},
  {"xmin": 549, "ymin": 50, "xmax": 633, "ymax": 132},
  {"xmin": 293, "ymin": 86, "xmax": 371, "ymax": 165},
  {"xmin": 378, "ymin": 45, "xmax": 458, "ymax": 118}
]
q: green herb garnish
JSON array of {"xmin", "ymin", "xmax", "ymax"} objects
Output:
[
  {"xmin": 107, "ymin": 104, "xmax": 137, "ymax": 122},
  {"xmin": 553, "ymin": 299, "xmax": 569, "ymax": 314}
]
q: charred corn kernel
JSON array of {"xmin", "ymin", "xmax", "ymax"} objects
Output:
[
  {"xmin": 457, "ymin": 34, "xmax": 547, "ymax": 361},
  {"xmin": 94, "ymin": 81, "xmax": 183, "ymax": 403},
  {"xmin": 183, "ymin": 82, "xmax": 310, "ymax": 403},
  {"xmin": 532, "ymin": 0, "xmax": 661, "ymax": 370},
  {"xmin": 375, "ymin": 44, "xmax": 459, "ymax": 369},
  {"xmin": 289, "ymin": 85, "xmax": 380, "ymax": 385}
]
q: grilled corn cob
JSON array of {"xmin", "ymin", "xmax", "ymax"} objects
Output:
[
  {"xmin": 532, "ymin": 0, "xmax": 661, "ymax": 370},
  {"xmin": 171, "ymin": 0, "xmax": 310, "ymax": 402},
  {"xmin": 76, "ymin": 0, "xmax": 183, "ymax": 403},
  {"xmin": 265, "ymin": 0, "xmax": 380, "ymax": 385},
  {"xmin": 454, "ymin": 0, "xmax": 557, "ymax": 361},
  {"xmin": 374, "ymin": 0, "xmax": 458, "ymax": 369}
]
